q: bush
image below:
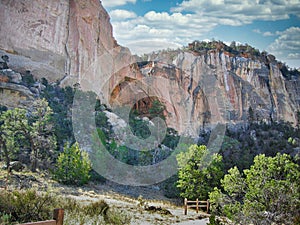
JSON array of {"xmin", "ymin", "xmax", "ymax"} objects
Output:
[
  {"xmin": 83, "ymin": 200, "xmax": 109, "ymax": 218},
  {"xmin": 209, "ymin": 153, "xmax": 300, "ymax": 224},
  {"xmin": 54, "ymin": 142, "xmax": 91, "ymax": 185},
  {"xmin": 208, "ymin": 214, "xmax": 221, "ymax": 225},
  {"xmin": 160, "ymin": 174, "xmax": 180, "ymax": 199},
  {"xmin": 22, "ymin": 71, "xmax": 35, "ymax": 86},
  {"xmin": 62, "ymin": 199, "xmax": 131, "ymax": 225},
  {"xmin": 177, "ymin": 144, "xmax": 224, "ymax": 200},
  {"xmin": 105, "ymin": 208, "xmax": 131, "ymax": 225},
  {"xmin": 0, "ymin": 189, "xmax": 131, "ymax": 225},
  {"xmin": 0, "ymin": 189, "xmax": 58, "ymax": 224}
]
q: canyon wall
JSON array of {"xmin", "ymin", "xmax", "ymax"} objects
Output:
[
  {"xmin": 112, "ymin": 50, "xmax": 300, "ymax": 134},
  {"xmin": 0, "ymin": 0, "xmax": 134, "ymax": 88},
  {"xmin": 0, "ymin": 0, "xmax": 299, "ymax": 135}
]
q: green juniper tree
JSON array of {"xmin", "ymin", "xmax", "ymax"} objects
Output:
[
  {"xmin": 0, "ymin": 108, "xmax": 28, "ymax": 171},
  {"xmin": 54, "ymin": 142, "xmax": 91, "ymax": 185},
  {"xmin": 209, "ymin": 153, "xmax": 300, "ymax": 225},
  {"xmin": 0, "ymin": 99, "xmax": 56, "ymax": 172},
  {"xmin": 177, "ymin": 144, "xmax": 224, "ymax": 200},
  {"xmin": 27, "ymin": 98, "xmax": 57, "ymax": 171}
]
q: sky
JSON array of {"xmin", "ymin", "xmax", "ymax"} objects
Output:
[{"xmin": 101, "ymin": 0, "xmax": 300, "ymax": 68}]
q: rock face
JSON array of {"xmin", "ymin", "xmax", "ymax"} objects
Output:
[
  {"xmin": 0, "ymin": 1, "xmax": 299, "ymax": 134},
  {"xmin": 0, "ymin": 82, "xmax": 34, "ymax": 108},
  {"xmin": 0, "ymin": 0, "xmax": 69, "ymax": 82},
  {"xmin": 0, "ymin": 0, "xmax": 132, "ymax": 87},
  {"xmin": 111, "ymin": 50, "xmax": 300, "ymax": 134}
]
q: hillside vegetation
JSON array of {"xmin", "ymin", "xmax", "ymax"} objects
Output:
[{"xmin": 0, "ymin": 46, "xmax": 300, "ymax": 224}]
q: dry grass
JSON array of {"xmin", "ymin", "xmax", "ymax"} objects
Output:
[{"xmin": 0, "ymin": 165, "xmax": 208, "ymax": 224}]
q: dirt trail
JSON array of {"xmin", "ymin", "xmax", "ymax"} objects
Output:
[
  {"xmin": 0, "ymin": 169, "xmax": 210, "ymax": 224},
  {"xmin": 59, "ymin": 181, "xmax": 210, "ymax": 225}
]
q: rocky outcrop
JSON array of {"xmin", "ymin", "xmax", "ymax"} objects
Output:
[
  {"xmin": 0, "ymin": 82, "xmax": 34, "ymax": 108},
  {"xmin": 0, "ymin": 0, "xmax": 133, "ymax": 87},
  {"xmin": 1, "ymin": 69, "xmax": 22, "ymax": 83},
  {"xmin": 0, "ymin": 0, "xmax": 69, "ymax": 82},
  {"xmin": 1, "ymin": 1, "xmax": 299, "ymax": 135},
  {"xmin": 285, "ymin": 79, "xmax": 300, "ymax": 109},
  {"xmin": 111, "ymin": 50, "xmax": 300, "ymax": 134}
]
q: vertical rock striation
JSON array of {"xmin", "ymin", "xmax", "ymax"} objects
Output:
[
  {"xmin": 0, "ymin": 0, "xmax": 69, "ymax": 81},
  {"xmin": 0, "ymin": 0, "xmax": 134, "ymax": 88},
  {"xmin": 113, "ymin": 50, "xmax": 299, "ymax": 134},
  {"xmin": 0, "ymin": 1, "xmax": 299, "ymax": 134}
]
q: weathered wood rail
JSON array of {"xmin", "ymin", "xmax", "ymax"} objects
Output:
[
  {"xmin": 19, "ymin": 209, "xmax": 64, "ymax": 225},
  {"xmin": 184, "ymin": 198, "xmax": 209, "ymax": 215}
]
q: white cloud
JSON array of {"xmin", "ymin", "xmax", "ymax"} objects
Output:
[
  {"xmin": 253, "ymin": 29, "xmax": 262, "ymax": 34},
  {"xmin": 267, "ymin": 27, "xmax": 300, "ymax": 68},
  {"xmin": 101, "ymin": 0, "xmax": 136, "ymax": 8},
  {"xmin": 125, "ymin": 40, "xmax": 182, "ymax": 55},
  {"xmin": 262, "ymin": 31, "xmax": 274, "ymax": 37},
  {"xmin": 172, "ymin": 0, "xmax": 300, "ymax": 25},
  {"xmin": 110, "ymin": 9, "xmax": 137, "ymax": 19},
  {"xmin": 104, "ymin": 0, "xmax": 300, "ymax": 63},
  {"xmin": 144, "ymin": 11, "xmax": 192, "ymax": 25},
  {"xmin": 109, "ymin": 10, "xmax": 217, "ymax": 55},
  {"xmin": 288, "ymin": 53, "xmax": 300, "ymax": 59},
  {"xmin": 253, "ymin": 29, "xmax": 275, "ymax": 36}
]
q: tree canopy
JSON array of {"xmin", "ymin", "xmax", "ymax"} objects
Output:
[
  {"xmin": 54, "ymin": 142, "xmax": 91, "ymax": 185},
  {"xmin": 0, "ymin": 99, "xmax": 56, "ymax": 171},
  {"xmin": 176, "ymin": 144, "xmax": 224, "ymax": 200},
  {"xmin": 209, "ymin": 153, "xmax": 300, "ymax": 225}
]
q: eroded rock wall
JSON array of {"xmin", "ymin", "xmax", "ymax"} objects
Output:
[
  {"xmin": 0, "ymin": 1, "xmax": 299, "ymax": 134},
  {"xmin": 112, "ymin": 50, "xmax": 299, "ymax": 134},
  {"xmin": 0, "ymin": 0, "xmax": 133, "ymax": 88}
]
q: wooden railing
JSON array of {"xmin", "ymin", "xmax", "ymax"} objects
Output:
[
  {"xmin": 184, "ymin": 198, "xmax": 209, "ymax": 215},
  {"xmin": 19, "ymin": 209, "xmax": 64, "ymax": 225}
]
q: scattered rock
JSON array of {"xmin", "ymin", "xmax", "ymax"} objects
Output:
[
  {"xmin": 10, "ymin": 161, "xmax": 25, "ymax": 172},
  {"xmin": 1, "ymin": 161, "xmax": 26, "ymax": 172},
  {"xmin": 10, "ymin": 72, "xmax": 22, "ymax": 83},
  {"xmin": 30, "ymin": 86, "xmax": 39, "ymax": 94},
  {"xmin": 151, "ymin": 185, "xmax": 160, "ymax": 191},
  {"xmin": 1, "ymin": 165, "xmax": 7, "ymax": 170},
  {"xmin": 0, "ymin": 74, "xmax": 9, "ymax": 82},
  {"xmin": 1, "ymin": 69, "xmax": 22, "ymax": 83},
  {"xmin": 0, "ymin": 82, "xmax": 35, "ymax": 108},
  {"xmin": 144, "ymin": 205, "xmax": 172, "ymax": 215},
  {"xmin": 104, "ymin": 111, "xmax": 127, "ymax": 129},
  {"xmin": 0, "ymin": 62, "xmax": 8, "ymax": 70},
  {"xmin": 142, "ymin": 117, "xmax": 150, "ymax": 122},
  {"xmin": 33, "ymin": 82, "xmax": 46, "ymax": 91},
  {"xmin": 250, "ymin": 130, "xmax": 257, "ymax": 141},
  {"xmin": 197, "ymin": 214, "xmax": 209, "ymax": 220},
  {"xmin": 209, "ymin": 215, "xmax": 234, "ymax": 225}
]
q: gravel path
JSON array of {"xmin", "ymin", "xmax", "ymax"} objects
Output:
[
  {"xmin": 175, "ymin": 218, "xmax": 209, "ymax": 224},
  {"xmin": 67, "ymin": 188, "xmax": 210, "ymax": 225}
]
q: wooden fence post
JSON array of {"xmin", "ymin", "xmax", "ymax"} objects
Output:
[
  {"xmin": 184, "ymin": 198, "xmax": 187, "ymax": 215},
  {"xmin": 206, "ymin": 200, "xmax": 210, "ymax": 214},
  {"xmin": 196, "ymin": 198, "xmax": 199, "ymax": 213},
  {"xmin": 53, "ymin": 209, "xmax": 64, "ymax": 225}
]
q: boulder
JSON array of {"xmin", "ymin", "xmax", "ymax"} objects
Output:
[
  {"xmin": 10, "ymin": 72, "xmax": 22, "ymax": 83},
  {"xmin": 4, "ymin": 161, "xmax": 26, "ymax": 172},
  {"xmin": 0, "ymin": 62, "xmax": 8, "ymax": 70},
  {"xmin": 0, "ymin": 74, "xmax": 9, "ymax": 82},
  {"xmin": 1, "ymin": 69, "xmax": 22, "ymax": 83}
]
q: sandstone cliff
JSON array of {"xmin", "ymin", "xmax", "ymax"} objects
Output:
[
  {"xmin": 0, "ymin": 81, "xmax": 34, "ymax": 108},
  {"xmin": 0, "ymin": 0, "xmax": 134, "ymax": 87},
  {"xmin": 0, "ymin": 0, "xmax": 299, "ymax": 135},
  {"xmin": 111, "ymin": 49, "xmax": 300, "ymax": 134}
]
